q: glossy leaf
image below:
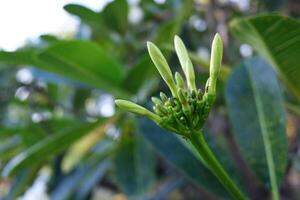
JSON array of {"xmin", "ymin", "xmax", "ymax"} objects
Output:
[
  {"xmin": 225, "ymin": 57, "xmax": 288, "ymax": 188},
  {"xmin": 230, "ymin": 15, "xmax": 300, "ymax": 101},
  {"xmin": 37, "ymin": 40, "xmax": 128, "ymax": 97}
]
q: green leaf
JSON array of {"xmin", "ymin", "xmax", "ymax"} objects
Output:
[
  {"xmin": 63, "ymin": 4, "xmax": 100, "ymax": 25},
  {"xmin": 37, "ymin": 40, "xmax": 128, "ymax": 97},
  {"xmin": 0, "ymin": 48, "xmax": 37, "ymax": 66},
  {"xmin": 225, "ymin": 57, "xmax": 288, "ymax": 191},
  {"xmin": 101, "ymin": 0, "xmax": 128, "ymax": 34},
  {"xmin": 2, "ymin": 121, "xmax": 101, "ymax": 177},
  {"xmin": 113, "ymin": 131, "xmax": 156, "ymax": 197},
  {"xmin": 40, "ymin": 34, "xmax": 61, "ymax": 44},
  {"xmin": 230, "ymin": 15, "xmax": 300, "ymax": 101},
  {"xmin": 123, "ymin": 56, "xmax": 155, "ymax": 94},
  {"xmin": 138, "ymin": 119, "xmax": 231, "ymax": 199}
]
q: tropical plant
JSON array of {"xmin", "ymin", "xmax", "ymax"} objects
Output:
[{"xmin": 0, "ymin": 0, "xmax": 300, "ymax": 200}]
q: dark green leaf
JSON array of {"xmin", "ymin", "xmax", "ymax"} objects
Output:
[
  {"xmin": 123, "ymin": 56, "xmax": 156, "ymax": 94},
  {"xmin": 230, "ymin": 15, "xmax": 300, "ymax": 101},
  {"xmin": 113, "ymin": 131, "xmax": 156, "ymax": 197},
  {"xmin": 225, "ymin": 57, "xmax": 288, "ymax": 188}
]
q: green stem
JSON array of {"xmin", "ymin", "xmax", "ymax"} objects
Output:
[{"xmin": 189, "ymin": 131, "xmax": 247, "ymax": 200}]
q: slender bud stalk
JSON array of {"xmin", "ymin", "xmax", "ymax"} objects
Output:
[
  {"xmin": 115, "ymin": 99, "xmax": 161, "ymax": 123},
  {"xmin": 147, "ymin": 42, "xmax": 177, "ymax": 97}
]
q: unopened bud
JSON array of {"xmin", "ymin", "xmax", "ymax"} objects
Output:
[
  {"xmin": 154, "ymin": 104, "xmax": 168, "ymax": 115},
  {"xmin": 208, "ymin": 33, "xmax": 223, "ymax": 96},
  {"xmin": 147, "ymin": 42, "xmax": 177, "ymax": 97},
  {"xmin": 177, "ymin": 88, "xmax": 187, "ymax": 104},
  {"xmin": 174, "ymin": 35, "xmax": 196, "ymax": 91},
  {"xmin": 160, "ymin": 92, "xmax": 168, "ymax": 102},
  {"xmin": 151, "ymin": 97, "xmax": 162, "ymax": 105},
  {"xmin": 175, "ymin": 72, "xmax": 185, "ymax": 89}
]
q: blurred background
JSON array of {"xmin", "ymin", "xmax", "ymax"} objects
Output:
[{"xmin": 0, "ymin": 0, "xmax": 300, "ymax": 199}]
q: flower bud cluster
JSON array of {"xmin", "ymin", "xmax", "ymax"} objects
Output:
[
  {"xmin": 115, "ymin": 33, "xmax": 223, "ymax": 137},
  {"xmin": 151, "ymin": 88, "xmax": 210, "ymax": 136}
]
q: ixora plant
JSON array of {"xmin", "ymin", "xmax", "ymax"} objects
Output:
[{"xmin": 115, "ymin": 34, "xmax": 247, "ymax": 200}]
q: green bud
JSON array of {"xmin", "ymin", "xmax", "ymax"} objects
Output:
[
  {"xmin": 179, "ymin": 116, "xmax": 187, "ymax": 125},
  {"xmin": 175, "ymin": 72, "xmax": 185, "ymax": 89},
  {"xmin": 186, "ymin": 59, "xmax": 196, "ymax": 91},
  {"xmin": 177, "ymin": 88, "xmax": 187, "ymax": 104},
  {"xmin": 153, "ymin": 104, "xmax": 168, "ymax": 115},
  {"xmin": 151, "ymin": 97, "xmax": 162, "ymax": 105},
  {"xmin": 174, "ymin": 35, "xmax": 196, "ymax": 91},
  {"xmin": 115, "ymin": 99, "xmax": 161, "ymax": 123},
  {"xmin": 208, "ymin": 33, "xmax": 223, "ymax": 96},
  {"xmin": 193, "ymin": 115, "xmax": 199, "ymax": 127},
  {"xmin": 177, "ymin": 88, "xmax": 191, "ymax": 115},
  {"xmin": 160, "ymin": 92, "xmax": 168, "ymax": 102},
  {"xmin": 147, "ymin": 42, "xmax": 177, "ymax": 97},
  {"xmin": 197, "ymin": 89, "xmax": 203, "ymax": 100},
  {"xmin": 191, "ymin": 90, "xmax": 196, "ymax": 99}
]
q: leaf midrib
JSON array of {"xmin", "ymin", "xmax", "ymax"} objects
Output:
[{"xmin": 246, "ymin": 65, "xmax": 279, "ymax": 199}]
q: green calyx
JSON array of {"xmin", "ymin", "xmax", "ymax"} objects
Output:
[{"xmin": 115, "ymin": 33, "xmax": 223, "ymax": 137}]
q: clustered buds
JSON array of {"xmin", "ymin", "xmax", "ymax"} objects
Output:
[{"xmin": 115, "ymin": 33, "xmax": 223, "ymax": 138}]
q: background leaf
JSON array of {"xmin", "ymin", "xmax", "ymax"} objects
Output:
[
  {"xmin": 101, "ymin": 0, "xmax": 128, "ymax": 34},
  {"xmin": 2, "ymin": 121, "xmax": 101, "ymax": 177},
  {"xmin": 225, "ymin": 57, "xmax": 288, "ymax": 188},
  {"xmin": 37, "ymin": 40, "xmax": 128, "ymax": 97},
  {"xmin": 230, "ymin": 15, "xmax": 300, "ymax": 101},
  {"xmin": 63, "ymin": 4, "xmax": 100, "ymax": 25},
  {"xmin": 113, "ymin": 130, "xmax": 156, "ymax": 197}
]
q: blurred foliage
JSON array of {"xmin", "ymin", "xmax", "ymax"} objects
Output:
[{"xmin": 0, "ymin": 0, "xmax": 300, "ymax": 199}]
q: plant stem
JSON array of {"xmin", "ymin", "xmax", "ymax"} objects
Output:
[{"xmin": 189, "ymin": 131, "xmax": 247, "ymax": 200}]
